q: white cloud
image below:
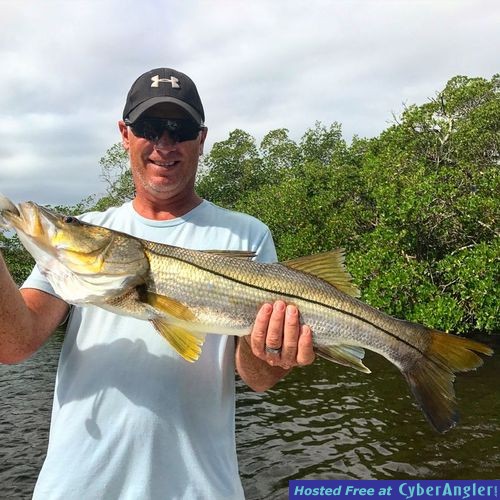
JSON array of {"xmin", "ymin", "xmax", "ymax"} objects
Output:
[{"xmin": 0, "ymin": 0, "xmax": 498, "ymax": 205}]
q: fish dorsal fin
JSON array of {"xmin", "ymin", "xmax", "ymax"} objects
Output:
[
  {"xmin": 316, "ymin": 345, "xmax": 370, "ymax": 373},
  {"xmin": 283, "ymin": 249, "xmax": 360, "ymax": 297},
  {"xmin": 203, "ymin": 249, "xmax": 256, "ymax": 259},
  {"xmin": 146, "ymin": 293, "xmax": 205, "ymax": 362}
]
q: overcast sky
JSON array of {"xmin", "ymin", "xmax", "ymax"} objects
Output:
[{"xmin": 1, "ymin": 0, "xmax": 498, "ymax": 207}]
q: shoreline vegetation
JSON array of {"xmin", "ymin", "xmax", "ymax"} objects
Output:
[{"xmin": 1, "ymin": 75, "xmax": 498, "ymax": 336}]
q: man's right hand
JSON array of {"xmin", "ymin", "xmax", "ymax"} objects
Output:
[{"xmin": 0, "ymin": 254, "xmax": 69, "ymax": 364}]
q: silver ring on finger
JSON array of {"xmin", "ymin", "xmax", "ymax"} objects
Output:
[{"xmin": 265, "ymin": 345, "xmax": 282, "ymax": 355}]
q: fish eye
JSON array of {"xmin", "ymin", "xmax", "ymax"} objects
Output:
[{"xmin": 63, "ymin": 216, "xmax": 81, "ymax": 225}]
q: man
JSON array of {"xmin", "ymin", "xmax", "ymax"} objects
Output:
[{"xmin": 0, "ymin": 68, "xmax": 315, "ymax": 499}]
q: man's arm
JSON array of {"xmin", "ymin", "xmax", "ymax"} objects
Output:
[
  {"xmin": 0, "ymin": 253, "xmax": 69, "ymax": 364},
  {"xmin": 235, "ymin": 301, "xmax": 316, "ymax": 392}
]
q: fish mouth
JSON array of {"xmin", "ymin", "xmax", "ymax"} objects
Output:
[
  {"xmin": 0, "ymin": 196, "xmax": 60, "ymax": 254},
  {"xmin": 0, "ymin": 199, "xmax": 61, "ymax": 264},
  {"xmin": 3, "ymin": 201, "xmax": 58, "ymax": 248},
  {"xmin": 0, "ymin": 194, "xmax": 20, "ymax": 219},
  {"xmin": 0, "ymin": 201, "xmax": 30, "ymax": 233},
  {"xmin": 18, "ymin": 203, "xmax": 45, "ymax": 236}
]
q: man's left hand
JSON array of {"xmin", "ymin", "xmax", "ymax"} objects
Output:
[{"xmin": 247, "ymin": 300, "xmax": 316, "ymax": 370}]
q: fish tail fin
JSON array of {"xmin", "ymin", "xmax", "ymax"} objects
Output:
[{"xmin": 403, "ymin": 329, "xmax": 493, "ymax": 433}]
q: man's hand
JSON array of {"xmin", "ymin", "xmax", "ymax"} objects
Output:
[
  {"xmin": 247, "ymin": 300, "xmax": 316, "ymax": 370},
  {"xmin": 235, "ymin": 300, "xmax": 315, "ymax": 391}
]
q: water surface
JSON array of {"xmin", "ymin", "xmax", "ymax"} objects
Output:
[{"xmin": 1, "ymin": 332, "xmax": 498, "ymax": 499}]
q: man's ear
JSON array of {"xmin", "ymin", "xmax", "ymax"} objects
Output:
[
  {"xmin": 118, "ymin": 120, "xmax": 130, "ymax": 151},
  {"xmin": 199, "ymin": 127, "xmax": 208, "ymax": 156}
]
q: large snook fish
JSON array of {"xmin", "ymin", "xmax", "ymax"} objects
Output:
[{"xmin": 0, "ymin": 195, "xmax": 493, "ymax": 433}]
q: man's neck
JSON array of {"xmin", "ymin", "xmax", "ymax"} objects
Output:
[{"xmin": 132, "ymin": 193, "xmax": 203, "ymax": 221}]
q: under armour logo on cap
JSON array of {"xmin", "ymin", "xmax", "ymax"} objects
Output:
[{"xmin": 151, "ymin": 75, "xmax": 180, "ymax": 88}]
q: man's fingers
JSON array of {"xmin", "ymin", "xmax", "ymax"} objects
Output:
[
  {"xmin": 279, "ymin": 305, "xmax": 300, "ymax": 369},
  {"xmin": 297, "ymin": 325, "xmax": 316, "ymax": 366},
  {"xmin": 250, "ymin": 302, "xmax": 273, "ymax": 359},
  {"xmin": 264, "ymin": 301, "xmax": 286, "ymax": 352},
  {"xmin": 249, "ymin": 301, "xmax": 315, "ymax": 369}
]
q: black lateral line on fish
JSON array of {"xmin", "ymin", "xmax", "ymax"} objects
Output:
[{"xmin": 148, "ymin": 251, "xmax": 430, "ymax": 360}]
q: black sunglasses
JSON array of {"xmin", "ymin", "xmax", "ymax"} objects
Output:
[{"xmin": 127, "ymin": 118, "xmax": 203, "ymax": 143}]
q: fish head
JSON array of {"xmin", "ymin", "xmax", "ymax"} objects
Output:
[
  {"xmin": 0, "ymin": 195, "xmax": 149, "ymax": 301},
  {"xmin": 2, "ymin": 198, "xmax": 111, "ymax": 267}
]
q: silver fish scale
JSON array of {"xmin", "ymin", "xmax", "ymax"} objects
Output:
[{"xmin": 141, "ymin": 242, "xmax": 430, "ymax": 366}]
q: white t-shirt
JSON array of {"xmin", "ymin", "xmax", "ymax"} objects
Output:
[{"xmin": 23, "ymin": 200, "xmax": 277, "ymax": 500}]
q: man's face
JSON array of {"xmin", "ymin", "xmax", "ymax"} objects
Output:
[{"xmin": 119, "ymin": 104, "xmax": 207, "ymax": 203}]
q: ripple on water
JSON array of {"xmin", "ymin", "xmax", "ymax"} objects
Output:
[
  {"xmin": 237, "ymin": 347, "xmax": 500, "ymax": 498},
  {"xmin": 1, "ymin": 333, "xmax": 498, "ymax": 499}
]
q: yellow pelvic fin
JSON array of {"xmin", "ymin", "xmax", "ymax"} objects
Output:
[
  {"xmin": 316, "ymin": 344, "xmax": 370, "ymax": 373},
  {"xmin": 146, "ymin": 293, "xmax": 205, "ymax": 362},
  {"xmin": 203, "ymin": 249, "xmax": 256, "ymax": 259},
  {"xmin": 283, "ymin": 249, "xmax": 360, "ymax": 297},
  {"xmin": 147, "ymin": 291, "xmax": 248, "ymax": 337},
  {"xmin": 146, "ymin": 292, "xmax": 197, "ymax": 321},
  {"xmin": 151, "ymin": 318, "xmax": 205, "ymax": 363}
]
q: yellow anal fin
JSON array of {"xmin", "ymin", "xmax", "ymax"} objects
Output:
[
  {"xmin": 151, "ymin": 318, "xmax": 205, "ymax": 363},
  {"xmin": 203, "ymin": 249, "xmax": 256, "ymax": 260},
  {"xmin": 283, "ymin": 249, "xmax": 360, "ymax": 297},
  {"xmin": 316, "ymin": 344, "xmax": 370, "ymax": 373}
]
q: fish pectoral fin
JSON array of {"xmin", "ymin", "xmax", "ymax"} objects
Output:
[
  {"xmin": 316, "ymin": 344, "xmax": 371, "ymax": 373},
  {"xmin": 151, "ymin": 318, "xmax": 205, "ymax": 363},
  {"xmin": 282, "ymin": 249, "xmax": 360, "ymax": 297},
  {"xmin": 203, "ymin": 249, "xmax": 257, "ymax": 260}
]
